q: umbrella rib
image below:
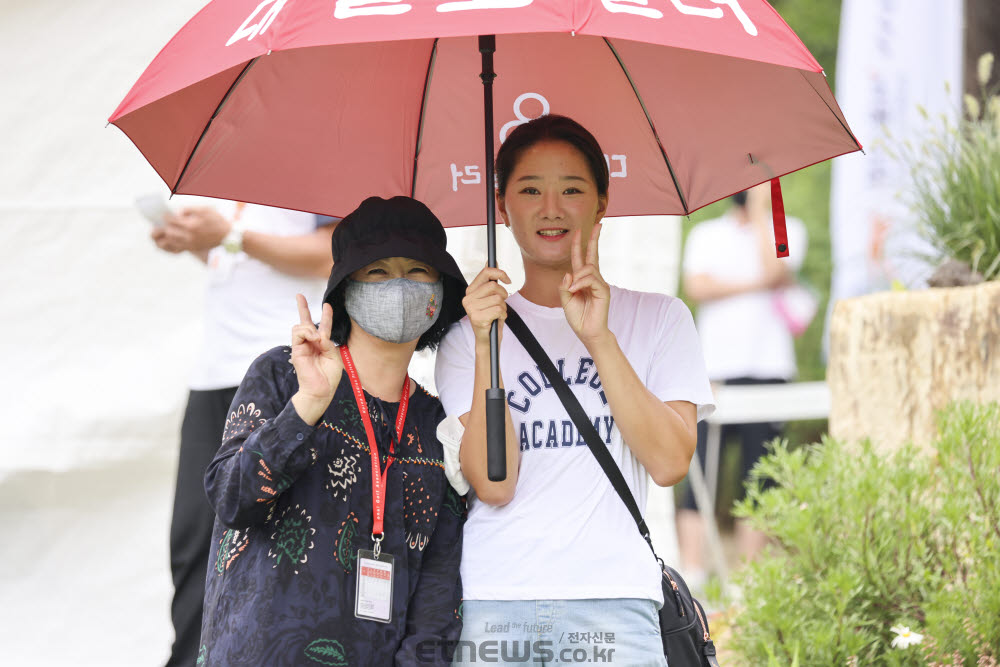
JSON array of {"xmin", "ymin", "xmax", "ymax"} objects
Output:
[
  {"xmin": 411, "ymin": 39, "xmax": 439, "ymax": 198},
  {"xmin": 797, "ymin": 70, "xmax": 863, "ymax": 151},
  {"xmin": 173, "ymin": 58, "xmax": 260, "ymax": 194},
  {"xmin": 601, "ymin": 38, "xmax": 689, "ymax": 215}
]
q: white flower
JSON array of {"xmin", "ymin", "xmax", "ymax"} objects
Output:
[{"xmin": 890, "ymin": 625, "xmax": 924, "ymax": 649}]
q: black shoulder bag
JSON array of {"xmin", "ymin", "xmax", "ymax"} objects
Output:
[{"xmin": 505, "ymin": 306, "xmax": 720, "ymax": 667}]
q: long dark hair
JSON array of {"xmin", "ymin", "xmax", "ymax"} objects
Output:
[{"xmin": 495, "ymin": 114, "xmax": 610, "ymax": 198}]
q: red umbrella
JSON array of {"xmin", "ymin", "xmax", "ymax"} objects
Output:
[
  {"xmin": 110, "ymin": 0, "xmax": 860, "ymax": 479},
  {"xmin": 110, "ymin": 0, "xmax": 859, "ymax": 226}
]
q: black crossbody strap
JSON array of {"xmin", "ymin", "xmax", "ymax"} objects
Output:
[{"xmin": 505, "ymin": 306, "xmax": 654, "ymax": 548}]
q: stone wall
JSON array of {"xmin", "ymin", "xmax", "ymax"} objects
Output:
[{"xmin": 827, "ymin": 282, "xmax": 1000, "ymax": 451}]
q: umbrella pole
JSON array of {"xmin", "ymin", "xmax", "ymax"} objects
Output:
[{"xmin": 480, "ymin": 34, "xmax": 506, "ymax": 482}]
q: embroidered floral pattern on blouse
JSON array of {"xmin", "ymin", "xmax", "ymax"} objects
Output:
[
  {"xmin": 325, "ymin": 448, "xmax": 360, "ymax": 502},
  {"xmin": 403, "ymin": 474, "xmax": 436, "ymax": 550},
  {"xmin": 303, "ymin": 638, "xmax": 349, "ymax": 666},
  {"xmin": 223, "ymin": 402, "xmax": 267, "ymax": 441},
  {"xmin": 335, "ymin": 512, "xmax": 360, "ymax": 573},
  {"xmin": 406, "ymin": 531, "xmax": 429, "ymax": 551},
  {"xmin": 215, "ymin": 528, "xmax": 251, "ymax": 574},
  {"xmin": 252, "ymin": 453, "xmax": 291, "ymax": 503},
  {"xmin": 407, "ymin": 432, "xmax": 423, "ymax": 455},
  {"xmin": 320, "ymin": 424, "xmax": 444, "ymax": 469},
  {"xmin": 268, "ymin": 504, "xmax": 315, "ymax": 574},
  {"xmin": 333, "ymin": 397, "xmax": 362, "ymax": 430}
]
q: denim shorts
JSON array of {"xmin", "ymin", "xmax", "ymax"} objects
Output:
[{"xmin": 451, "ymin": 598, "xmax": 667, "ymax": 666}]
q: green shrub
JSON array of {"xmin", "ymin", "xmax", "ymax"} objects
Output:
[
  {"xmin": 897, "ymin": 53, "xmax": 1000, "ymax": 280},
  {"xmin": 729, "ymin": 402, "xmax": 1000, "ymax": 666}
]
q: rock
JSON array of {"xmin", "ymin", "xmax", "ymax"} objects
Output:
[
  {"xmin": 827, "ymin": 282, "xmax": 1000, "ymax": 452},
  {"xmin": 927, "ymin": 259, "xmax": 985, "ymax": 288}
]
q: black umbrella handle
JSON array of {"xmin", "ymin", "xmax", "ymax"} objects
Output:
[{"xmin": 479, "ymin": 35, "xmax": 506, "ymax": 482}]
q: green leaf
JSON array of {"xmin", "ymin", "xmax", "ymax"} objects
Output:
[{"xmin": 304, "ymin": 638, "xmax": 348, "ymax": 666}]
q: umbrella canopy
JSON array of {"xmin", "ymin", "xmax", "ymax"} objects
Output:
[{"xmin": 110, "ymin": 0, "xmax": 860, "ymax": 227}]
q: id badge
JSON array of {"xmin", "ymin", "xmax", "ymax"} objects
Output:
[{"xmin": 355, "ymin": 549, "xmax": 394, "ymax": 623}]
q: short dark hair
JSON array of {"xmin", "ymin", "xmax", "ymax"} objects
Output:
[
  {"xmin": 327, "ymin": 275, "xmax": 465, "ymax": 352},
  {"xmin": 495, "ymin": 114, "xmax": 610, "ymax": 198}
]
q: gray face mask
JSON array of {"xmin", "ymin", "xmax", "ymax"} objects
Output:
[{"xmin": 344, "ymin": 278, "xmax": 445, "ymax": 344}]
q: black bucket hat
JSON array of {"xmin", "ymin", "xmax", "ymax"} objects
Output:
[{"xmin": 322, "ymin": 196, "xmax": 468, "ymax": 305}]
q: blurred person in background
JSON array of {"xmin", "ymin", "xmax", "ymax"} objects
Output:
[
  {"xmin": 677, "ymin": 183, "xmax": 807, "ymax": 591},
  {"xmin": 151, "ymin": 201, "xmax": 337, "ymax": 667}
]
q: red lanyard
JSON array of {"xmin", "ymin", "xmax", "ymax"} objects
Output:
[{"xmin": 340, "ymin": 346, "xmax": 409, "ymax": 544}]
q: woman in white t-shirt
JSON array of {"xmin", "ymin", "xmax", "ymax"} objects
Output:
[{"xmin": 434, "ymin": 115, "xmax": 715, "ymax": 666}]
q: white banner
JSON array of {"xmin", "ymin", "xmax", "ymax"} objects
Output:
[{"xmin": 828, "ymin": 0, "xmax": 963, "ymax": 308}]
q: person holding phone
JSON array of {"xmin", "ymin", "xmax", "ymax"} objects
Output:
[{"xmin": 199, "ymin": 196, "xmax": 468, "ymax": 665}]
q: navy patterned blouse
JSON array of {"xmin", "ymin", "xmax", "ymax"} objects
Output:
[{"xmin": 200, "ymin": 345, "xmax": 465, "ymax": 666}]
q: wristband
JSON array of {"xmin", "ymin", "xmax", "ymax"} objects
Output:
[{"xmin": 222, "ymin": 222, "xmax": 245, "ymax": 254}]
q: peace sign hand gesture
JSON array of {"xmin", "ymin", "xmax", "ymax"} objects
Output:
[
  {"xmin": 559, "ymin": 223, "xmax": 612, "ymax": 348},
  {"xmin": 289, "ymin": 294, "xmax": 343, "ymax": 425}
]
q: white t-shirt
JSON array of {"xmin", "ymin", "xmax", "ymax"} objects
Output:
[
  {"xmin": 434, "ymin": 287, "xmax": 715, "ymax": 604},
  {"xmin": 683, "ymin": 213, "xmax": 807, "ymax": 381},
  {"xmin": 189, "ymin": 203, "xmax": 328, "ymax": 390}
]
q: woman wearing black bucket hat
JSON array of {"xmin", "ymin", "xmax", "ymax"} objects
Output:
[
  {"xmin": 320, "ymin": 195, "xmax": 467, "ymax": 352},
  {"xmin": 199, "ymin": 196, "xmax": 468, "ymax": 666}
]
